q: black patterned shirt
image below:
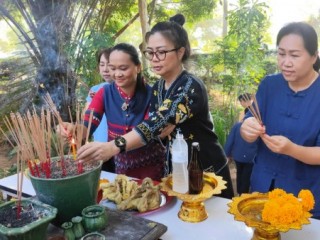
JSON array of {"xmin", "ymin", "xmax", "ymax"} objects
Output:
[{"xmin": 135, "ymin": 72, "xmax": 227, "ymax": 173}]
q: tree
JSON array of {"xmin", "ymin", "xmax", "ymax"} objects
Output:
[
  {"xmin": 217, "ymin": 0, "xmax": 271, "ymax": 95},
  {"xmin": 202, "ymin": 0, "xmax": 271, "ymax": 140},
  {"xmin": 0, "ymin": 0, "xmax": 219, "ymax": 119},
  {"xmin": 0, "ymin": 0, "xmax": 135, "ymax": 119}
]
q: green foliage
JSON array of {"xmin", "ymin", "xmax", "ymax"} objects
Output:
[
  {"xmin": 188, "ymin": 0, "xmax": 274, "ymax": 143},
  {"xmin": 178, "ymin": 0, "xmax": 218, "ymax": 21},
  {"xmin": 66, "ymin": 31, "xmax": 114, "ymax": 102},
  {"xmin": 211, "ymin": 106, "xmax": 237, "ymax": 146},
  {"xmin": 212, "ymin": 108, "xmax": 228, "ymax": 146},
  {"xmin": 149, "ymin": 0, "xmax": 219, "ymax": 24},
  {"xmin": 0, "ymin": 162, "xmax": 16, "ymax": 179},
  {"xmin": 215, "ymin": 0, "xmax": 271, "ymax": 95}
]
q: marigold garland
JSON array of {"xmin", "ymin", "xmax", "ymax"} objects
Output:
[{"xmin": 262, "ymin": 188, "xmax": 315, "ymax": 228}]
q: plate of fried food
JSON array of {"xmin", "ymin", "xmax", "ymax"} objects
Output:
[{"xmin": 99, "ymin": 175, "xmax": 173, "ymax": 216}]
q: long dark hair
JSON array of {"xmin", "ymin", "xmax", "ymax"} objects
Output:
[
  {"xmin": 109, "ymin": 43, "xmax": 146, "ymax": 93},
  {"xmin": 276, "ymin": 22, "xmax": 320, "ymax": 72},
  {"xmin": 145, "ymin": 14, "xmax": 191, "ymax": 63}
]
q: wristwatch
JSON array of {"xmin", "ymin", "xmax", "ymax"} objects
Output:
[{"xmin": 114, "ymin": 136, "xmax": 126, "ymax": 153}]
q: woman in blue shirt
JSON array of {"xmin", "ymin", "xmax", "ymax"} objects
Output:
[
  {"xmin": 241, "ymin": 22, "xmax": 320, "ymax": 218},
  {"xmin": 85, "ymin": 48, "xmax": 112, "ymax": 143}
]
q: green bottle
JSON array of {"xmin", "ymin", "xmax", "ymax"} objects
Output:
[
  {"xmin": 61, "ymin": 222, "xmax": 75, "ymax": 240},
  {"xmin": 71, "ymin": 216, "xmax": 85, "ymax": 239}
]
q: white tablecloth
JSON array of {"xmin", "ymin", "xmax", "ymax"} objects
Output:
[{"xmin": 0, "ymin": 171, "xmax": 319, "ymax": 240}]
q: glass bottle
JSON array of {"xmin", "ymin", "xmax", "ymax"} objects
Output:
[
  {"xmin": 171, "ymin": 131, "xmax": 189, "ymax": 193},
  {"xmin": 188, "ymin": 142, "xmax": 203, "ymax": 194}
]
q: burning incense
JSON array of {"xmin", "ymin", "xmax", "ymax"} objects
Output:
[{"xmin": 71, "ymin": 138, "xmax": 77, "ymax": 160}]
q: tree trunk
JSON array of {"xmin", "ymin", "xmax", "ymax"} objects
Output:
[
  {"xmin": 25, "ymin": 0, "xmax": 76, "ymax": 119},
  {"xmin": 138, "ymin": 0, "xmax": 149, "ymax": 71},
  {"xmin": 222, "ymin": 0, "xmax": 228, "ymax": 37},
  {"xmin": 0, "ymin": 0, "xmax": 78, "ymax": 119}
]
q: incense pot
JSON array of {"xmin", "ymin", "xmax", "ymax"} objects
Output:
[
  {"xmin": 0, "ymin": 199, "xmax": 57, "ymax": 240},
  {"xmin": 28, "ymin": 156, "xmax": 102, "ymax": 226}
]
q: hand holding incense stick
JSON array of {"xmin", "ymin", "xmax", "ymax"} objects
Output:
[{"xmin": 242, "ymin": 93, "xmax": 263, "ymax": 126}]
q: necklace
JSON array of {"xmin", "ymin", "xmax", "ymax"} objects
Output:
[{"xmin": 116, "ymin": 85, "xmax": 132, "ymax": 111}]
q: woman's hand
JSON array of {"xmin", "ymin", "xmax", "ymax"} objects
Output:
[
  {"xmin": 159, "ymin": 124, "xmax": 176, "ymax": 139},
  {"xmin": 261, "ymin": 134, "xmax": 293, "ymax": 155},
  {"xmin": 240, "ymin": 117, "xmax": 265, "ymax": 142},
  {"xmin": 77, "ymin": 141, "xmax": 119, "ymax": 163},
  {"xmin": 55, "ymin": 122, "xmax": 74, "ymax": 140}
]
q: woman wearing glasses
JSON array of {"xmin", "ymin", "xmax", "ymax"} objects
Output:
[
  {"xmin": 77, "ymin": 14, "xmax": 234, "ymax": 198},
  {"xmin": 59, "ymin": 43, "xmax": 166, "ymax": 180}
]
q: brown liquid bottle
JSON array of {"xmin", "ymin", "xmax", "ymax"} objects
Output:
[{"xmin": 188, "ymin": 142, "xmax": 203, "ymax": 194}]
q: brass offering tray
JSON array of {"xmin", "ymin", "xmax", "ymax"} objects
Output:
[
  {"xmin": 228, "ymin": 192, "xmax": 312, "ymax": 240},
  {"xmin": 161, "ymin": 172, "xmax": 226, "ymax": 223}
]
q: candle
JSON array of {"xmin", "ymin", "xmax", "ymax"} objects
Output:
[{"xmin": 71, "ymin": 138, "xmax": 77, "ymax": 160}]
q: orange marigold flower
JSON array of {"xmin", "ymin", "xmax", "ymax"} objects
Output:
[
  {"xmin": 298, "ymin": 189, "xmax": 315, "ymax": 211},
  {"xmin": 262, "ymin": 188, "xmax": 313, "ymax": 227},
  {"xmin": 262, "ymin": 201, "xmax": 280, "ymax": 223},
  {"xmin": 268, "ymin": 188, "xmax": 286, "ymax": 199}
]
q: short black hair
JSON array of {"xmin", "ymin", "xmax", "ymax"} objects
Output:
[{"xmin": 238, "ymin": 93, "xmax": 252, "ymax": 102}]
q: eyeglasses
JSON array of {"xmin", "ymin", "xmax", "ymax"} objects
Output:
[{"xmin": 143, "ymin": 48, "xmax": 179, "ymax": 61}]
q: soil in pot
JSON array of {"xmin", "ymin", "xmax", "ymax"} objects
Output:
[
  {"xmin": 29, "ymin": 156, "xmax": 100, "ymax": 179},
  {"xmin": 0, "ymin": 202, "xmax": 44, "ymax": 228},
  {"xmin": 0, "ymin": 199, "xmax": 57, "ymax": 240}
]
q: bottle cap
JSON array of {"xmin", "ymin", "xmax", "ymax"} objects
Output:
[
  {"xmin": 192, "ymin": 142, "xmax": 200, "ymax": 150},
  {"xmin": 176, "ymin": 130, "xmax": 184, "ymax": 139}
]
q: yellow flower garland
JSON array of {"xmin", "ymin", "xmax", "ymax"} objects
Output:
[{"xmin": 262, "ymin": 188, "xmax": 315, "ymax": 228}]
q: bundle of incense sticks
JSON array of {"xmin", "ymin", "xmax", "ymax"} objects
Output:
[
  {"xmin": 0, "ymin": 93, "xmax": 94, "ymax": 215},
  {"xmin": 242, "ymin": 93, "xmax": 263, "ymax": 125},
  {"xmin": 43, "ymin": 93, "xmax": 94, "ymax": 173}
]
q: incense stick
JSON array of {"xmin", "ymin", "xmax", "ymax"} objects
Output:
[
  {"xmin": 252, "ymin": 95, "xmax": 262, "ymax": 123},
  {"xmin": 243, "ymin": 93, "xmax": 263, "ymax": 125},
  {"xmin": 2, "ymin": 93, "xmax": 95, "ymax": 180},
  {"xmin": 85, "ymin": 109, "xmax": 94, "ymax": 143}
]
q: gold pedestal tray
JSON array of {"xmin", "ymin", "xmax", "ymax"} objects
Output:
[
  {"xmin": 161, "ymin": 172, "xmax": 226, "ymax": 223},
  {"xmin": 228, "ymin": 192, "xmax": 312, "ymax": 240}
]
